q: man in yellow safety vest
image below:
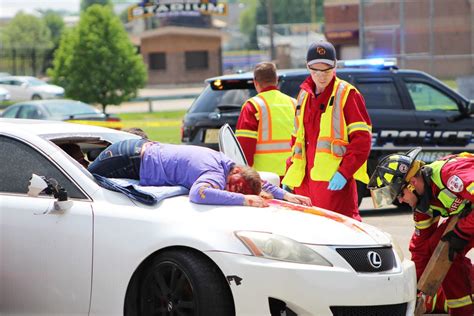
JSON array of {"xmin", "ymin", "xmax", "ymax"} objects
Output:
[
  {"xmin": 236, "ymin": 62, "xmax": 296, "ymax": 179},
  {"xmin": 282, "ymin": 41, "xmax": 372, "ymax": 221}
]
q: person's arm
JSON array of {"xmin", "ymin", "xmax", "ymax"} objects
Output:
[
  {"xmin": 337, "ymin": 90, "xmax": 372, "ymax": 180},
  {"xmin": 236, "ymin": 101, "xmax": 259, "ymax": 166},
  {"xmin": 262, "ymin": 181, "xmax": 312, "ymax": 206},
  {"xmin": 189, "ymin": 181, "xmax": 245, "ymax": 206},
  {"xmin": 408, "ymin": 210, "xmax": 440, "ymax": 279}
]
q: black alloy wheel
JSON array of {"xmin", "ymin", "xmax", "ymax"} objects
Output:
[
  {"xmin": 126, "ymin": 249, "xmax": 235, "ymax": 316},
  {"xmin": 140, "ymin": 260, "xmax": 196, "ymax": 315}
]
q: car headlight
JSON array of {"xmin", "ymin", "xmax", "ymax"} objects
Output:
[
  {"xmin": 384, "ymin": 232, "xmax": 405, "ymax": 262},
  {"xmin": 235, "ymin": 231, "xmax": 332, "ymax": 266}
]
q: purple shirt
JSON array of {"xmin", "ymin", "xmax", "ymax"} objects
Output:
[{"xmin": 139, "ymin": 143, "xmax": 285, "ymax": 205}]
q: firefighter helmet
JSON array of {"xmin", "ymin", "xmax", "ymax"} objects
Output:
[{"xmin": 367, "ymin": 147, "xmax": 422, "ymax": 208}]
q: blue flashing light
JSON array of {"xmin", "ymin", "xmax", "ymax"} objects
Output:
[{"xmin": 338, "ymin": 58, "xmax": 397, "ymax": 69}]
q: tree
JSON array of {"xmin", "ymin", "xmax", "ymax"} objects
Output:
[
  {"xmin": 240, "ymin": 0, "xmax": 324, "ymax": 49},
  {"xmin": 42, "ymin": 11, "xmax": 65, "ymax": 47},
  {"xmin": 49, "ymin": 5, "xmax": 147, "ymax": 112},
  {"xmin": 80, "ymin": 0, "xmax": 111, "ymax": 12},
  {"xmin": 1, "ymin": 12, "xmax": 53, "ymax": 75}
]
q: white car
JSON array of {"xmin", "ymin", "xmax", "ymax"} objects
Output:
[
  {"xmin": 0, "ymin": 118, "xmax": 416, "ymax": 316},
  {"xmin": 0, "ymin": 86, "xmax": 10, "ymax": 101},
  {"xmin": 0, "ymin": 76, "xmax": 64, "ymax": 101}
]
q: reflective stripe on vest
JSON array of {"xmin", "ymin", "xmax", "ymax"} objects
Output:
[
  {"xmin": 246, "ymin": 90, "xmax": 295, "ymax": 176},
  {"xmin": 414, "ymin": 215, "xmax": 439, "ymax": 230},
  {"xmin": 428, "ymin": 159, "xmax": 468, "ymax": 216},
  {"xmin": 292, "ymin": 91, "xmax": 308, "ymax": 136},
  {"xmin": 446, "ymin": 295, "xmax": 473, "ymax": 309}
]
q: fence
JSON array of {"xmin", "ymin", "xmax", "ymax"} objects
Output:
[{"xmin": 0, "ymin": 47, "xmax": 54, "ymax": 77}]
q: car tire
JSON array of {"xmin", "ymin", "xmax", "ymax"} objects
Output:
[
  {"xmin": 31, "ymin": 94, "xmax": 42, "ymax": 100},
  {"xmin": 125, "ymin": 248, "xmax": 235, "ymax": 316}
]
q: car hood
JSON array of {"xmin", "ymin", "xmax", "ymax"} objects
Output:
[{"xmin": 181, "ymin": 199, "xmax": 391, "ymax": 247}]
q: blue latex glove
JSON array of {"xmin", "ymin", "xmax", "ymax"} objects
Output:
[{"xmin": 327, "ymin": 171, "xmax": 347, "ymax": 191}]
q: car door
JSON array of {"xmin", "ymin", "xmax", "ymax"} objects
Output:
[
  {"xmin": 352, "ymin": 75, "xmax": 422, "ymax": 150},
  {"xmin": 401, "ymin": 76, "xmax": 474, "ymax": 160},
  {"xmin": 0, "ymin": 135, "xmax": 93, "ymax": 314}
]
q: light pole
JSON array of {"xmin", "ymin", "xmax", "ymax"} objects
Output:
[{"xmin": 267, "ymin": 0, "xmax": 275, "ymax": 61}]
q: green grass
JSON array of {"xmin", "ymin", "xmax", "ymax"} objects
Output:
[{"xmin": 118, "ymin": 110, "xmax": 186, "ymax": 143}]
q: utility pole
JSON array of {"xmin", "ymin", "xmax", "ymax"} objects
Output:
[
  {"xmin": 359, "ymin": 0, "xmax": 365, "ymax": 58},
  {"xmin": 429, "ymin": 0, "xmax": 434, "ymax": 74},
  {"xmin": 400, "ymin": 0, "xmax": 405, "ymax": 68},
  {"xmin": 267, "ymin": 0, "xmax": 275, "ymax": 61}
]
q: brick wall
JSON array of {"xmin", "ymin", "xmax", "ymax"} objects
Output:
[{"xmin": 141, "ymin": 33, "xmax": 222, "ymax": 85}]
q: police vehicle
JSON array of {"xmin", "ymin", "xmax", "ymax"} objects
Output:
[{"xmin": 181, "ymin": 58, "xmax": 474, "ymax": 202}]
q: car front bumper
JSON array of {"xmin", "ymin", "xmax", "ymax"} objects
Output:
[{"xmin": 206, "ymin": 250, "xmax": 416, "ymax": 316}]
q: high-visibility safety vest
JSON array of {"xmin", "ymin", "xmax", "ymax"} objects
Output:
[
  {"xmin": 427, "ymin": 155, "xmax": 473, "ymax": 217},
  {"xmin": 235, "ymin": 90, "xmax": 295, "ymax": 176},
  {"xmin": 282, "ymin": 77, "xmax": 372, "ymax": 187}
]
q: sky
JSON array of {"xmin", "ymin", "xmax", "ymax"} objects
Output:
[{"xmin": 1, "ymin": 0, "xmax": 81, "ymax": 17}]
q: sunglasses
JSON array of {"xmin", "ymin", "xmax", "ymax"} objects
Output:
[{"xmin": 308, "ymin": 66, "xmax": 334, "ymax": 74}]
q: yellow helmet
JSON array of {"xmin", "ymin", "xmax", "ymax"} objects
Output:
[{"xmin": 367, "ymin": 147, "xmax": 423, "ymax": 208}]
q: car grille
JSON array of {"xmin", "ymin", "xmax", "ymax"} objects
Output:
[
  {"xmin": 335, "ymin": 246, "xmax": 396, "ymax": 272},
  {"xmin": 330, "ymin": 303, "xmax": 407, "ymax": 316}
]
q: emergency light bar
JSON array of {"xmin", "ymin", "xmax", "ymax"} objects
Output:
[{"xmin": 337, "ymin": 58, "xmax": 398, "ymax": 69}]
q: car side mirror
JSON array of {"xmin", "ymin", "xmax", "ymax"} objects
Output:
[
  {"xmin": 469, "ymin": 101, "xmax": 474, "ymax": 115},
  {"xmin": 21, "ymin": 82, "xmax": 29, "ymax": 88},
  {"xmin": 28, "ymin": 174, "xmax": 73, "ymax": 212},
  {"xmin": 28, "ymin": 173, "xmax": 49, "ymax": 197}
]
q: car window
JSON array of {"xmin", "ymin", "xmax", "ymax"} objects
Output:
[
  {"xmin": 404, "ymin": 81, "xmax": 458, "ymax": 111},
  {"xmin": 355, "ymin": 80, "xmax": 403, "ymax": 110},
  {"xmin": 17, "ymin": 105, "xmax": 42, "ymax": 119},
  {"xmin": 279, "ymin": 78, "xmax": 305, "ymax": 98},
  {"xmin": 1, "ymin": 106, "xmax": 20, "ymax": 118},
  {"xmin": 188, "ymin": 85, "xmax": 257, "ymax": 113},
  {"xmin": 12, "ymin": 80, "xmax": 23, "ymax": 86},
  {"xmin": 45, "ymin": 101, "xmax": 101, "ymax": 119},
  {"xmin": 25, "ymin": 77, "xmax": 47, "ymax": 86},
  {"xmin": 0, "ymin": 135, "xmax": 86, "ymax": 199}
]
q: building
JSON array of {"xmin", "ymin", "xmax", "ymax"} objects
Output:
[
  {"xmin": 138, "ymin": 26, "xmax": 224, "ymax": 85},
  {"xmin": 324, "ymin": 0, "xmax": 474, "ymax": 79}
]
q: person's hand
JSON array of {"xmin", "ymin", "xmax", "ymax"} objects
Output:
[
  {"xmin": 283, "ymin": 192, "xmax": 312, "ymax": 206},
  {"xmin": 328, "ymin": 171, "xmax": 347, "ymax": 191},
  {"xmin": 441, "ymin": 230, "xmax": 469, "ymax": 261},
  {"xmin": 243, "ymin": 195, "xmax": 269, "ymax": 208}
]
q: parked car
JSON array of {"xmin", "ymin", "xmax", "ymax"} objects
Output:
[
  {"xmin": 182, "ymin": 58, "xmax": 474, "ymax": 202},
  {"xmin": 0, "ymin": 118, "xmax": 416, "ymax": 315},
  {"xmin": 1, "ymin": 99, "xmax": 122, "ymax": 129},
  {"xmin": 0, "ymin": 76, "xmax": 64, "ymax": 101},
  {"xmin": 0, "ymin": 86, "xmax": 10, "ymax": 101}
]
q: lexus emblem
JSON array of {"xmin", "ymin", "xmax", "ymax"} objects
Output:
[{"xmin": 367, "ymin": 251, "xmax": 382, "ymax": 268}]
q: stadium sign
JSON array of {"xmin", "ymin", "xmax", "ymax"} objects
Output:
[{"xmin": 128, "ymin": 0, "xmax": 227, "ymax": 20}]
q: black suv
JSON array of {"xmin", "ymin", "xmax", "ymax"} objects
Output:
[{"xmin": 182, "ymin": 60, "xmax": 474, "ymax": 200}]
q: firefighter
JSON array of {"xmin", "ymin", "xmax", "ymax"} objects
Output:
[
  {"xmin": 368, "ymin": 148, "xmax": 474, "ymax": 315},
  {"xmin": 236, "ymin": 62, "xmax": 296, "ymax": 179},
  {"xmin": 282, "ymin": 40, "xmax": 372, "ymax": 221}
]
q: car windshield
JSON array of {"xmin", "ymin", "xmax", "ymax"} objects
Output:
[
  {"xmin": 25, "ymin": 77, "xmax": 48, "ymax": 86},
  {"xmin": 188, "ymin": 85, "xmax": 257, "ymax": 113},
  {"xmin": 45, "ymin": 101, "xmax": 101, "ymax": 118}
]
